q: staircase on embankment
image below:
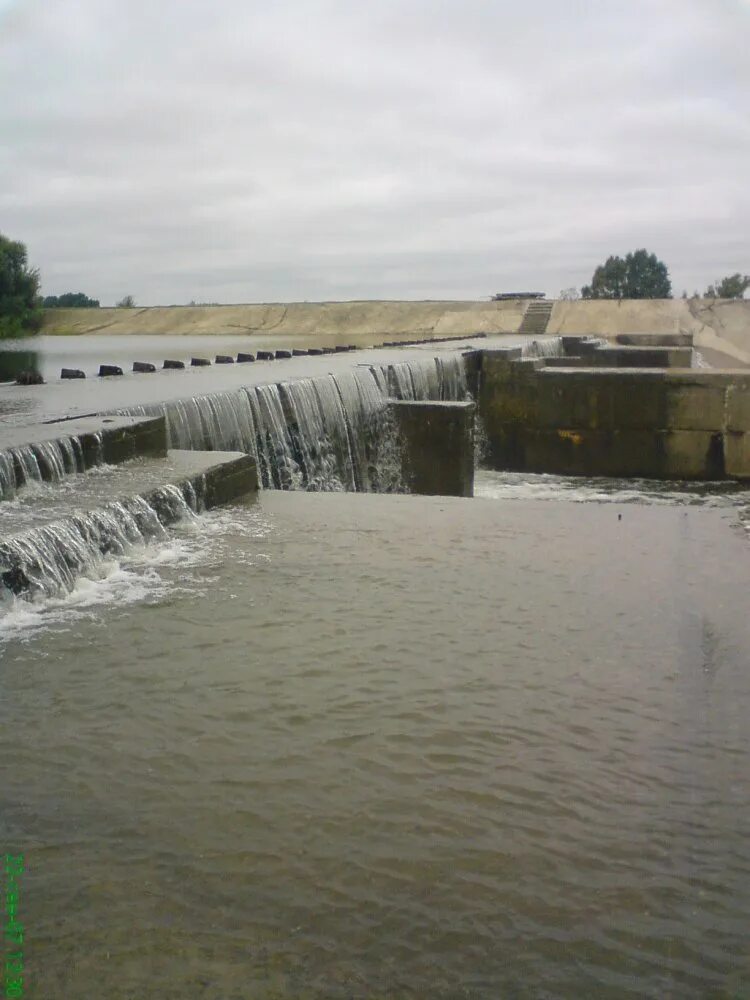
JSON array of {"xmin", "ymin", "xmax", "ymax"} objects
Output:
[{"xmin": 518, "ymin": 300, "xmax": 554, "ymax": 336}]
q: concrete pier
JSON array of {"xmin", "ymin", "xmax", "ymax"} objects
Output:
[{"xmin": 390, "ymin": 400, "xmax": 475, "ymax": 496}]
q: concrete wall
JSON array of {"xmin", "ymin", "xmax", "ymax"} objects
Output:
[
  {"xmin": 479, "ymin": 348, "xmax": 750, "ymax": 480},
  {"xmin": 390, "ymin": 400, "xmax": 475, "ymax": 497}
]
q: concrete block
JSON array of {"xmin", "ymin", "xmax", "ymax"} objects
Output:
[
  {"xmin": 236, "ymin": 353, "xmax": 255, "ymax": 363},
  {"xmin": 191, "ymin": 357, "xmax": 211, "ymax": 366},
  {"xmin": 665, "ymin": 382, "xmax": 727, "ymax": 431},
  {"xmin": 562, "ymin": 336, "xmax": 599, "ymax": 356},
  {"xmin": 724, "ymin": 432, "xmax": 750, "ymax": 479},
  {"xmin": 659, "ymin": 430, "xmax": 724, "ymax": 479},
  {"xmin": 61, "ymin": 368, "xmax": 85, "ymax": 379},
  {"xmin": 522, "ymin": 428, "xmax": 661, "ymax": 478},
  {"xmin": 591, "ymin": 346, "xmax": 692, "ymax": 368},
  {"xmin": 99, "ymin": 364, "xmax": 123, "ymax": 377},
  {"xmin": 215, "ymin": 355, "xmax": 234, "ymax": 364},
  {"xmin": 199, "ymin": 453, "xmax": 259, "ymax": 504},
  {"xmin": 390, "ymin": 400, "xmax": 475, "ymax": 497},
  {"xmin": 726, "ymin": 384, "xmax": 750, "ymax": 432},
  {"xmin": 163, "ymin": 359, "xmax": 185, "ymax": 369},
  {"xmin": 133, "ymin": 361, "xmax": 156, "ymax": 373},
  {"xmin": 95, "ymin": 415, "xmax": 168, "ymax": 465},
  {"xmin": 481, "ymin": 422, "xmax": 526, "ymax": 470},
  {"xmin": 616, "ymin": 333, "xmax": 693, "ymax": 348},
  {"xmin": 256, "ymin": 350, "xmax": 274, "ymax": 360}
]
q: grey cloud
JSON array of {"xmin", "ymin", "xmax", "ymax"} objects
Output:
[{"xmin": 1, "ymin": 0, "xmax": 748, "ymax": 304}]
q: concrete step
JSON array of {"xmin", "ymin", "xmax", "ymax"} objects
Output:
[
  {"xmin": 519, "ymin": 301, "xmax": 554, "ymax": 335},
  {"xmin": 0, "ymin": 450, "xmax": 258, "ymax": 597}
]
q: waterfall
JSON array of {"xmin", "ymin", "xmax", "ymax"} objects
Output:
[
  {"xmin": 118, "ymin": 353, "xmax": 470, "ymax": 493},
  {"xmin": 522, "ymin": 337, "xmax": 566, "ymax": 359},
  {"xmin": 371, "ymin": 354, "xmax": 468, "ymax": 402},
  {"xmin": 0, "ymin": 484, "xmax": 196, "ymax": 601},
  {"xmin": 0, "ymin": 436, "xmax": 87, "ymax": 502},
  {"xmin": 250, "ymin": 384, "xmax": 304, "ymax": 489}
]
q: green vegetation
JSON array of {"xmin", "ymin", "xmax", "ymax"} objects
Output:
[
  {"xmin": 0, "ymin": 233, "xmax": 43, "ymax": 338},
  {"xmin": 43, "ymin": 292, "xmax": 100, "ymax": 308},
  {"xmin": 582, "ymin": 249, "xmax": 672, "ymax": 300},
  {"xmin": 705, "ymin": 273, "xmax": 750, "ymax": 299}
]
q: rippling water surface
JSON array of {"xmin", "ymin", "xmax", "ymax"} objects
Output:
[{"xmin": 2, "ymin": 486, "xmax": 750, "ymax": 998}]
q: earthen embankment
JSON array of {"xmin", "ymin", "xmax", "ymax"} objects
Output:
[{"xmin": 41, "ymin": 297, "xmax": 750, "ymax": 364}]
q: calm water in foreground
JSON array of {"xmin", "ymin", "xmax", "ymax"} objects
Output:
[{"xmin": 2, "ymin": 481, "xmax": 750, "ymax": 999}]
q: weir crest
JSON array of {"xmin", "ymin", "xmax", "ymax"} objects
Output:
[{"xmin": 117, "ymin": 354, "xmax": 470, "ymax": 492}]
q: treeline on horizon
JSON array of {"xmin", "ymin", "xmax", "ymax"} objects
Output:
[{"xmin": 1, "ymin": 231, "xmax": 748, "ymax": 339}]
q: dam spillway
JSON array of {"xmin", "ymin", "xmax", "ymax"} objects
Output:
[
  {"xmin": 0, "ymin": 341, "xmax": 486, "ymax": 604},
  {"xmin": 116, "ymin": 354, "xmax": 472, "ymax": 492}
]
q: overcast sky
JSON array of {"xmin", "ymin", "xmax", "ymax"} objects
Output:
[{"xmin": 1, "ymin": 0, "xmax": 748, "ymax": 305}]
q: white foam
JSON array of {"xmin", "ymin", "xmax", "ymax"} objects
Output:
[
  {"xmin": 0, "ymin": 503, "xmax": 274, "ymax": 646},
  {"xmin": 475, "ymin": 470, "xmax": 750, "ymax": 509}
]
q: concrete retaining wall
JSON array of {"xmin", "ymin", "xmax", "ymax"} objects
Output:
[{"xmin": 390, "ymin": 400, "xmax": 475, "ymax": 496}]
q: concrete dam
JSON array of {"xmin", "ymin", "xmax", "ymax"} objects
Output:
[
  {"xmin": 3, "ymin": 312, "xmax": 750, "ymax": 998},
  {"xmin": 0, "ymin": 343, "xmax": 484, "ymax": 600},
  {"xmin": 2, "ymin": 324, "xmax": 750, "ymax": 601}
]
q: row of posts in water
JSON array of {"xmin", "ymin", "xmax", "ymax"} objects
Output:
[
  {"xmin": 9, "ymin": 333, "xmax": 487, "ymax": 384},
  {"xmin": 64, "ymin": 346, "xmax": 360, "ymax": 380}
]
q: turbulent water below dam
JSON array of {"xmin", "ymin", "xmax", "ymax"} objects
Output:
[{"xmin": 2, "ymin": 479, "xmax": 750, "ymax": 999}]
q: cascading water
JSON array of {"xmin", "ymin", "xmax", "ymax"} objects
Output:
[
  {"xmin": 370, "ymin": 354, "xmax": 468, "ymax": 402},
  {"xmin": 1, "ymin": 349, "xmax": 477, "ymax": 608},
  {"xmin": 0, "ymin": 483, "xmax": 196, "ymax": 602},
  {"xmin": 118, "ymin": 353, "xmax": 471, "ymax": 493},
  {"xmin": 522, "ymin": 337, "xmax": 566, "ymax": 359},
  {"xmin": 0, "ymin": 435, "xmax": 88, "ymax": 502}
]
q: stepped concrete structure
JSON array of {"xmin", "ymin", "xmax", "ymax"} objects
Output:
[{"xmin": 477, "ymin": 335, "xmax": 750, "ymax": 480}]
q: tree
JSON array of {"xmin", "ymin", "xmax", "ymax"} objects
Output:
[
  {"xmin": 0, "ymin": 233, "xmax": 43, "ymax": 338},
  {"xmin": 705, "ymin": 274, "xmax": 750, "ymax": 299},
  {"xmin": 581, "ymin": 249, "xmax": 672, "ymax": 300},
  {"xmin": 43, "ymin": 292, "xmax": 100, "ymax": 308},
  {"xmin": 116, "ymin": 294, "xmax": 136, "ymax": 308},
  {"xmin": 559, "ymin": 287, "xmax": 580, "ymax": 301}
]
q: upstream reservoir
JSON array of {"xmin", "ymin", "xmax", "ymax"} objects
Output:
[{"xmin": 1, "ymin": 326, "xmax": 750, "ymax": 998}]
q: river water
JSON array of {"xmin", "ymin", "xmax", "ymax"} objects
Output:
[{"xmin": 2, "ymin": 478, "xmax": 750, "ymax": 999}]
